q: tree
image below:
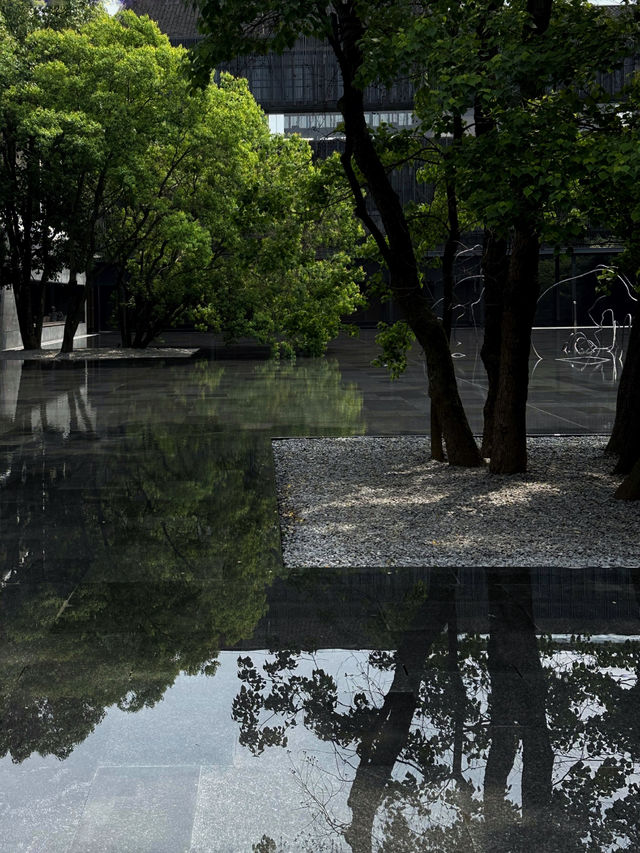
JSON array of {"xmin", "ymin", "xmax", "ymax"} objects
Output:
[
  {"xmin": 1, "ymin": 6, "xmax": 363, "ymax": 353},
  {"xmin": 203, "ymin": 132, "xmax": 366, "ymax": 358},
  {"xmin": 103, "ymin": 69, "xmax": 364, "ymax": 351},
  {"xmin": 190, "ymin": 0, "xmax": 481, "ymax": 467},
  {"xmin": 398, "ymin": 0, "xmax": 627, "ymax": 472},
  {"xmin": 190, "ymin": 0, "xmax": 635, "ymax": 473},
  {"xmin": 577, "ymin": 66, "xmax": 640, "ymax": 498},
  {"xmin": 0, "ymin": 0, "xmax": 105, "ymax": 350}
]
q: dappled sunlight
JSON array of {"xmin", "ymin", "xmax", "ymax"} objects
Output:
[{"xmin": 275, "ymin": 436, "xmax": 639, "ymax": 567}]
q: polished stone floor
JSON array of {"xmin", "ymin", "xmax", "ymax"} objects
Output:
[{"xmin": 0, "ymin": 328, "xmax": 637, "ymax": 852}]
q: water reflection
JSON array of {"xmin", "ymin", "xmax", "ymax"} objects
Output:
[
  {"xmin": 0, "ymin": 357, "xmax": 364, "ymax": 768},
  {"xmin": 233, "ymin": 568, "xmax": 640, "ymax": 852},
  {"xmin": 0, "ymin": 354, "xmax": 636, "ymax": 851}
]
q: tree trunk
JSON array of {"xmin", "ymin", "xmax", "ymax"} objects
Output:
[
  {"xmin": 473, "ymin": 4, "xmax": 508, "ymax": 462},
  {"xmin": 14, "ymin": 275, "xmax": 42, "ymax": 350},
  {"xmin": 442, "ymin": 114, "xmax": 463, "ymax": 344},
  {"xmin": 430, "ymin": 133, "xmax": 461, "ymax": 463},
  {"xmin": 484, "ymin": 568, "xmax": 554, "ymax": 847},
  {"xmin": 344, "ymin": 569, "xmax": 458, "ymax": 853},
  {"xmin": 61, "ymin": 273, "xmax": 87, "ymax": 354},
  {"xmin": 489, "ymin": 227, "xmax": 541, "ymax": 474},
  {"xmin": 615, "ymin": 454, "xmax": 640, "ymax": 500},
  {"xmin": 480, "ymin": 231, "xmax": 509, "ymax": 458},
  {"xmin": 607, "ymin": 300, "xmax": 640, "ymax": 473},
  {"xmin": 481, "ymin": 0, "xmax": 552, "ymax": 471},
  {"xmin": 115, "ymin": 270, "xmax": 132, "ymax": 347},
  {"xmin": 331, "ymin": 10, "xmax": 481, "ymax": 467},
  {"xmin": 15, "ymin": 286, "xmax": 39, "ymax": 350}
]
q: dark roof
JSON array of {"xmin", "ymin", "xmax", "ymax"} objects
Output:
[
  {"xmin": 124, "ymin": 2, "xmax": 625, "ymax": 46},
  {"xmin": 124, "ymin": 0, "xmax": 201, "ymax": 44}
]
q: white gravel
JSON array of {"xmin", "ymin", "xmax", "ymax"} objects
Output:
[{"xmin": 273, "ymin": 436, "xmax": 640, "ymax": 568}]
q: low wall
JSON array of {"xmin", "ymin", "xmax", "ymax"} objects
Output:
[{"xmin": 1, "ymin": 287, "xmax": 87, "ymax": 351}]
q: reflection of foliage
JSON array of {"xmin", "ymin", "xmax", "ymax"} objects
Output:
[
  {"xmin": 178, "ymin": 358, "xmax": 366, "ymax": 438},
  {"xmin": 0, "ymin": 423, "xmax": 280, "ymax": 763},
  {"xmin": 230, "ymin": 570, "xmax": 640, "ymax": 853},
  {"xmin": 0, "ymin": 355, "xmax": 365, "ymax": 764}
]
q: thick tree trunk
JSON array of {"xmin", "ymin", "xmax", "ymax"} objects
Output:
[
  {"xmin": 14, "ymin": 276, "xmax": 46, "ymax": 350},
  {"xmin": 615, "ymin": 454, "xmax": 640, "ymax": 500},
  {"xmin": 489, "ymin": 227, "xmax": 541, "ymax": 474},
  {"xmin": 484, "ymin": 569, "xmax": 554, "ymax": 847},
  {"xmin": 15, "ymin": 282, "xmax": 41, "ymax": 350},
  {"xmin": 411, "ymin": 300, "xmax": 482, "ymax": 465},
  {"xmin": 480, "ymin": 231, "xmax": 509, "ymax": 458},
  {"xmin": 332, "ymin": 10, "xmax": 480, "ymax": 467},
  {"xmin": 481, "ymin": 0, "xmax": 552, "ymax": 471},
  {"xmin": 607, "ymin": 301, "xmax": 640, "ymax": 473},
  {"xmin": 430, "ymin": 407, "xmax": 445, "ymax": 462},
  {"xmin": 12, "ymin": 256, "xmax": 51, "ymax": 351}
]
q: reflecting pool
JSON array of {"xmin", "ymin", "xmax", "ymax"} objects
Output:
[{"xmin": 0, "ymin": 330, "xmax": 636, "ymax": 852}]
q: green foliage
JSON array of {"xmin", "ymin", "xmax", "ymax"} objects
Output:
[
  {"xmin": 188, "ymin": 134, "xmax": 365, "ymax": 356},
  {"xmin": 577, "ymin": 70, "xmax": 640, "ymax": 282},
  {"xmin": 94, "ymin": 27, "xmax": 364, "ymax": 350},
  {"xmin": 403, "ymin": 0, "xmax": 629, "ymax": 245},
  {"xmin": 372, "ymin": 320, "xmax": 416, "ymax": 379},
  {"xmin": 0, "ymin": 5, "xmax": 364, "ymax": 351}
]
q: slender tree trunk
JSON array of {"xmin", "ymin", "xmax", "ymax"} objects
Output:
[
  {"xmin": 331, "ymin": 11, "xmax": 480, "ymax": 466},
  {"xmin": 480, "ymin": 231, "xmax": 509, "ymax": 458},
  {"xmin": 61, "ymin": 276, "xmax": 87, "ymax": 354},
  {"xmin": 115, "ymin": 270, "xmax": 132, "ymax": 347},
  {"xmin": 34, "ymin": 276, "xmax": 46, "ymax": 347},
  {"xmin": 431, "ymin": 123, "xmax": 464, "ymax": 462},
  {"xmin": 473, "ymin": 5, "xmax": 508, "ymax": 462},
  {"xmin": 489, "ymin": 227, "xmax": 541, "ymax": 474},
  {"xmin": 607, "ymin": 299, "xmax": 640, "ymax": 473}
]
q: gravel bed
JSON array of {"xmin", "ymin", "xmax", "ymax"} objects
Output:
[{"xmin": 273, "ymin": 436, "xmax": 640, "ymax": 568}]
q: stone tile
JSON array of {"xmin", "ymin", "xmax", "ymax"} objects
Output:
[
  {"xmin": 70, "ymin": 765, "xmax": 199, "ymax": 853},
  {"xmin": 0, "ymin": 757, "xmax": 95, "ymax": 853},
  {"xmin": 190, "ymin": 762, "xmax": 315, "ymax": 853}
]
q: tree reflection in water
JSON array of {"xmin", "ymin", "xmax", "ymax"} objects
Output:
[
  {"xmin": 0, "ymin": 356, "xmax": 364, "ymax": 764},
  {"xmin": 233, "ymin": 568, "xmax": 640, "ymax": 853},
  {"xmin": 2, "ymin": 359, "xmax": 639, "ymax": 850}
]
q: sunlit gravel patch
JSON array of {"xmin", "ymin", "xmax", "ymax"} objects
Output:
[{"xmin": 273, "ymin": 436, "xmax": 640, "ymax": 568}]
